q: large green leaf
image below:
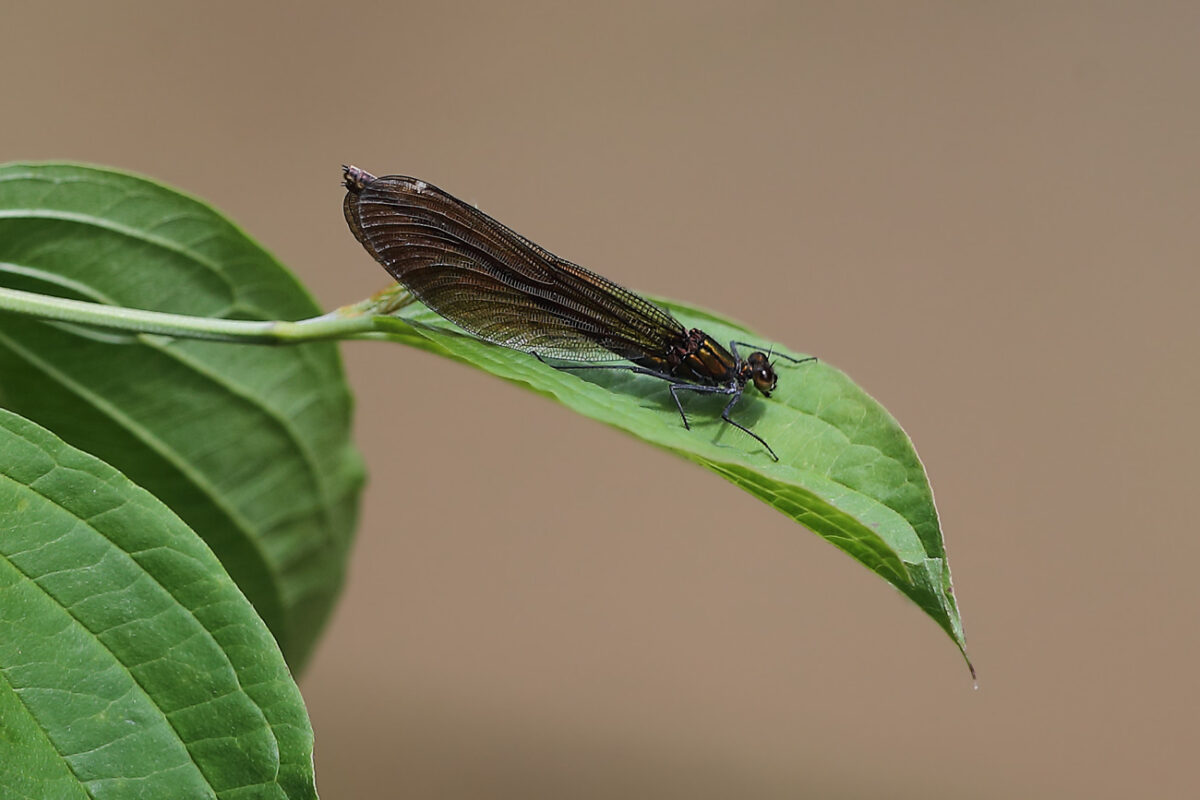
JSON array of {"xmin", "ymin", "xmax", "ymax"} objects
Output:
[
  {"xmin": 0, "ymin": 409, "xmax": 316, "ymax": 799},
  {"xmin": 368, "ymin": 297, "xmax": 968, "ymax": 666},
  {"xmin": 0, "ymin": 162, "xmax": 364, "ymax": 671}
]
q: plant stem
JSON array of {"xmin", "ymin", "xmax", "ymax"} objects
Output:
[{"xmin": 0, "ymin": 286, "xmax": 393, "ymax": 344}]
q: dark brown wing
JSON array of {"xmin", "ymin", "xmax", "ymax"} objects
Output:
[{"xmin": 343, "ymin": 170, "xmax": 686, "ymax": 362}]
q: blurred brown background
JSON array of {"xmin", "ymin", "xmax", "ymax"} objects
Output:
[{"xmin": 5, "ymin": 2, "xmax": 1198, "ymax": 797}]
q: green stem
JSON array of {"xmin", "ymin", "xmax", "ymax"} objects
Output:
[{"xmin": 0, "ymin": 286, "xmax": 388, "ymax": 344}]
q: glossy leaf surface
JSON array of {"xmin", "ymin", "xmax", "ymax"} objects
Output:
[
  {"xmin": 0, "ymin": 409, "xmax": 317, "ymax": 799},
  {"xmin": 370, "ymin": 297, "xmax": 968, "ymax": 666},
  {"xmin": 0, "ymin": 162, "xmax": 364, "ymax": 671}
]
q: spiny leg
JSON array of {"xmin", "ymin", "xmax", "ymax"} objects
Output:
[
  {"xmin": 666, "ymin": 381, "xmax": 737, "ymax": 430},
  {"xmin": 719, "ymin": 390, "xmax": 779, "ymax": 461},
  {"xmin": 539, "ymin": 353, "xmax": 778, "ymax": 459},
  {"xmin": 729, "ymin": 340, "xmax": 816, "ymax": 366},
  {"xmin": 668, "ymin": 382, "xmax": 780, "ymax": 460}
]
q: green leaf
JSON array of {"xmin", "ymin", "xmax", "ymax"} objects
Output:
[
  {"xmin": 372, "ymin": 299, "xmax": 969, "ymax": 668},
  {"xmin": 0, "ymin": 162, "xmax": 364, "ymax": 672},
  {"xmin": 0, "ymin": 409, "xmax": 316, "ymax": 799}
]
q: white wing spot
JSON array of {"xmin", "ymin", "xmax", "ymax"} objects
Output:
[{"xmin": 414, "ymin": 180, "xmax": 427, "ymax": 193}]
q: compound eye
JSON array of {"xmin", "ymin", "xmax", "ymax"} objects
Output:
[{"xmin": 752, "ymin": 366, "xmax": 777, "ymax": 394}]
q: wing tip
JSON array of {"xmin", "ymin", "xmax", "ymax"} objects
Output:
[{"xmin": 342, "ymin": 164, "xmax": 376, "ymax": 193}]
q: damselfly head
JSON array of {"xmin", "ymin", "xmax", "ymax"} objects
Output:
[{"xmin": 745, "ymin": 351, "xmax": 778, "ymax": 396}]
